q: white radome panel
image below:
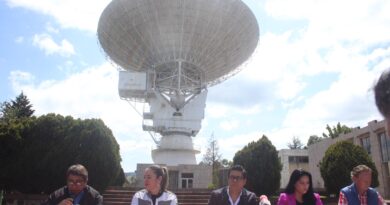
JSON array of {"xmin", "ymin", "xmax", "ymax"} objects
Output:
[{"xmin": 98, "ymin": 0, "xmax": 259, "ymax": 86}]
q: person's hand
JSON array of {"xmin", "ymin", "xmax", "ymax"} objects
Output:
[
  {"xmin": 259, "ymin": 195, "xmax": 271, "ymax": 205},
  {"xmin": 58, "ymin": 198, "xmax": 73, "ymax": 205}
]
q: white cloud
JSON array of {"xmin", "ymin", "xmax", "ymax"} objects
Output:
[
  {"xmin": 6, "ymin": 0, "xmax": 110, "ymax": 32},
  {"xmin": 205, "ymin": 103, "xmax": 229, "ymax": 119},
  {"xmin": 267, "ymin": 68, "xmax": 382, "ymax": 150},
  {"xmin": 239, "ymin": 31, "xmax": 322, "ymax": 102},
  {"xmin": 264, "ymin": 0, "xmax": 390, "ymax": 45},
  {"xmin": 9, "ymin": 70, "xmax": 35, "ymax": 91},
  {"xmin": 32, "ymin": 33, "xmax": 75, "ymax": 57},
  {"xmin": 266, "ymin": 42, "xmax": 389, "ymax": 147},
  {"xmin": 240, "ymin": 0, "xmax": 390, "ymax": 106},
  {"xmin": 284, "ymin": 70, "xmax": 377, "ymax": 125},
  {"xmin": 216, "ymin": 132, "xmax": 263, "ymax": 159},
  {"xmin": 276, "ymin": 75, "xmax": 306, "ymax": 101},
  {"xmin": 206, "ymin": 102, "xmax": 262, "ymax": 119},
  {"xmin": 45, "ymin": 22, "xmax": 59, "ymax": 33},
  {"xmin": 219, "ymin": 120, "xmax": 240, "ymax": 131}
]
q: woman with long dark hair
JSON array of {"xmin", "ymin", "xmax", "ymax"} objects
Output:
[
  {"xmin": 277, "ymin": 169, "xmax": 322, "ymax": 205},
  {"xmin": 131, "ymin": 165, "xmax": 177, "ymax": 205}
]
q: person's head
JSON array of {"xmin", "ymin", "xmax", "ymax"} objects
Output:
[
  {"xmin": 144, "ymin": 165, "xmax": 169, "ymax": 194},
  {"xmin": 285, "ymin": 169, "xmax": 315, "ymax": 205},
  {"xmin": 227, "ymin": 165, "xmax": 247, "ymax": 192},
  {"xmin": 374, "ymin": 69, "xmax": 390, "ymax": 135},
  {"xmin": 66, "ymin": 164, "xmax": 88, "ymax": 195},
  {"xmin": 351, "ymin": 165, "xmax": 372, "ymax": 194}
]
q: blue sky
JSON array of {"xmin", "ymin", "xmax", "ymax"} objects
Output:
[{"xmin": 1, "ymin": 0, "xmax": 390, "ymax": 172}]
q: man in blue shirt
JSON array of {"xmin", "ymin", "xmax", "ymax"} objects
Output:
[{"xmin": 338, "ymin": 165, "xmax": 385, "ymax": 205}]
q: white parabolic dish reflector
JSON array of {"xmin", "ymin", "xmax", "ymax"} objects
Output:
[{"xmin": 97, "ymin": 0, "xmax": 259, "ymax": 86}]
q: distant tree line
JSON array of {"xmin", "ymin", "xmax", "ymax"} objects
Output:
[
  {"xmin": 0, "ymin": 93, "xmax": 125, "ymax": 194},
  {"xmin": 286, "ymin": 122, "xmax": 354, "ymax": 149}
]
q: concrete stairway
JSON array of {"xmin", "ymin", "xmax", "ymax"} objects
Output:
[{"xmin": 103, "ymin": 187, "xmax": 211, "ymax": 205}]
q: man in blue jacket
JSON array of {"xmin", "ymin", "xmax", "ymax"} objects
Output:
[{"xmin": 338, "ymin": 165, "xmax": 385, "ymax": 205}]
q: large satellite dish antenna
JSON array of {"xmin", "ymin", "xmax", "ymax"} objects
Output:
[{"xmin": 98, "ymin": 0, "xmax": 259, "ymax": 165}]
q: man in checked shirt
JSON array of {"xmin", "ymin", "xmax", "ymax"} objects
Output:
[{"xmin": 338, "ymin": 165, "xmax": 385, "ymax": 205}]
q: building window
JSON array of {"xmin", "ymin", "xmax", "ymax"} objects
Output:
[
  {"xmin": 379, "ymin": 132, "xmax": 390, "ymax": 162},
  {"xmin": 288, "ymin": 156, "xmax": 309, "ymax": 163},
  {"xmin": 181, "ymin": 173, "xmax": 193, "ymax": 188},
  {"xmin": 360, "ymin": 136, "xmax": 371, "ymax": 154}
]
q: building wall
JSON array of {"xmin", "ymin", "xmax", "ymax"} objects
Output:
[
  {"xmin": 174, "ymin": 164, "xmax": 212, "ymax": 189},
  {"xmin": 308, "ymin": 120, "xmax": 390, "ymax": 198},
  {"xmin": 278, "ymin": 149, "xmax": 309, "ymax": 189},
  {"xmin": 135, "ymin": 163, "xmax": 212, "ymax": 189}
]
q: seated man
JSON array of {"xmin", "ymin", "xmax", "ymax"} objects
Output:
[
  {"xmin": 338, "ymin": 165, "xmax": 385, "ymax": 205},
  {"xmin": 43, "ymin": 164, "xmax": 103, "ymax": 205},
  {"xmin": 208, "ymin": 164, "xmax": 270, "ymax": 205}
]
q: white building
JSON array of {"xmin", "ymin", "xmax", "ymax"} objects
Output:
[
  {"xmin": 135, "ymin": 163, "xmax": 212, "ymax": 189},
  {"xmin": 278, "ymin": 149, "xmax": 309, "ymax": 189}
]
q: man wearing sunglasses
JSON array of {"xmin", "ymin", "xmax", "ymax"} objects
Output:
[
  {"xmin": 43, "ymin": 164, "xmax": 103, "ymax": 205},
  {"xmin": 208, "ymin": 165, "xmax": 269, "ymax": 205}
]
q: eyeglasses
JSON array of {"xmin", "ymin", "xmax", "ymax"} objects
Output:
[
  {"xmin": 228, "ymin": 175, "xmax": 244, "ymax": 181},
  {"xmin": 67, "ymin": 180, "xmax": 85, "ymax": 186}
]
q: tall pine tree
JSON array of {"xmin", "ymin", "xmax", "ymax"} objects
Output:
[{"xmin": 1, "ymin": 92, "xmax": 34, "ymax": 120}]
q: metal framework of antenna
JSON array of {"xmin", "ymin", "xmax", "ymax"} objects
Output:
[{"xmin": 97, "ymin": 0, "xmax": 259, "ymax": 165}]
